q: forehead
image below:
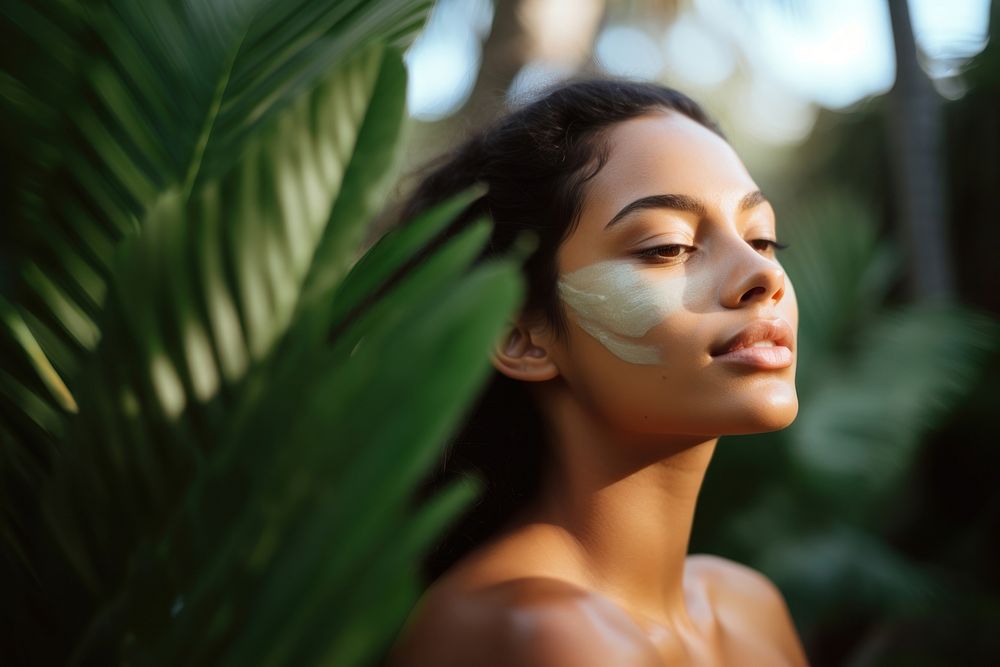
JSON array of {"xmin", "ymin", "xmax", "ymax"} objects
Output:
[{"xmin": 578, "ymin": 111, "xmax": 758, "ymax": 232}]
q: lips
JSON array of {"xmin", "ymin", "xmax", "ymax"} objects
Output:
[{"xmin": 710, "ymin": 319, "xmax": 795, "ymax": 357}]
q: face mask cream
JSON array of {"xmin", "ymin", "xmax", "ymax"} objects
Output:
[{"xmin": 557, "ymin": 260, "xmax": 684, "ymax": 364}]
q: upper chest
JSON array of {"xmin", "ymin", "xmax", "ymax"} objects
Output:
[
  {"xmin": 410, "ymin": 534, "xmax": 799, "ymax": 666},
  {"xmin": 622, "ymin": 567, "xmax": 798, "ymax": 666},
  {"xmin": 421, "ymin": 571, "xmax": 792, "ymax": 666},
  {"xmin": 631, "ymin": 612, "xmax": 797, "ymax": 667}
]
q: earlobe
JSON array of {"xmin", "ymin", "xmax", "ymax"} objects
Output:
[{"xmin": 491, "ymin": 322, "xmax": 560, "ymax": 382}]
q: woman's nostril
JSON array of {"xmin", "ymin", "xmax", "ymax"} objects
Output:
[{"xmin": 741, "ymin": 286, "xmax": 766, "ymax": 302}]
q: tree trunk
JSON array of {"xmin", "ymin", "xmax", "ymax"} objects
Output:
[
  {"xmin": 885, "ymin": 0, "xmax": 956, "ymax": 300},
  {"xmin": 462, "ymin": 0, "xmax": 532, "ymax": 128}
]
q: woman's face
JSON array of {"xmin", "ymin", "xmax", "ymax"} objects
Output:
[{"xmin": 545, "ymin": 111, "xmax": 798, "ymax": 437}]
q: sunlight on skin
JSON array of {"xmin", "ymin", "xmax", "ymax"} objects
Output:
[
  {"xmin": 554, "ymin": 112, "xmax": 797, "ymax": 393},
  {"xmin": 542, "ymin": 110, "xmax": 799, "ymax": 437}
]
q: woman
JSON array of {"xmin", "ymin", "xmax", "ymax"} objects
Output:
[{"xmin": 385, "ymin": 79, "xmax": 809, "ymax": 666}]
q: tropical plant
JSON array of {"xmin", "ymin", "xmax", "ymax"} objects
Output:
[{"xmin": 0, "ymin": 0, "xmax": 523, "ymax": 664}]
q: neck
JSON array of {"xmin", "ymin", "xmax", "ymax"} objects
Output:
[{"xmin": 520, "ymin": 381, "xmax": 718, "ymax": 628}]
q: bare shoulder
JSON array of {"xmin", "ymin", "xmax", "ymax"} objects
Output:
[
  {"xmin": 686, "ymin": 553, "xmax": 785, "ymax": 604},
  {"xmin": 385, "ymin": 576, "xmax": 661, "ymax": 667},
  {"xmin": 686, "ymin": 554, "xmax": 810, "ymax": 666}
]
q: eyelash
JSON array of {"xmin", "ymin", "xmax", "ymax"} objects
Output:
[{"xmin": 636, "ymin": 239, "xmax": 789, "ymax": 261}]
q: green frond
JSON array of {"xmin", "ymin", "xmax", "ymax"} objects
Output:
[
  {"xmin": 1, "ymin": 0, "xmax": 433, "ymax": 395},
  {"xmin": 757, "ymin": 526, "xmax": 941, "ymax": 630},
  {"xmin": 35, "ymin": 41, "xmax": 408, "ymax": 597},
  {"xmin": 788, "ymin": 303, "xmax": 998, "ymax": 521},
  {"xmin": 53, "ymin": 221, "xmax": 520, "ymax": 664},
  {"xmin": 1, "ymin": 6, "xmax": 527, "ymax": 660}
]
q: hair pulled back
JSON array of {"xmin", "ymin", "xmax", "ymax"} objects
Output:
[{"xmin": 403, "ymin": 78, "xmax": 723, "ymax": 585}]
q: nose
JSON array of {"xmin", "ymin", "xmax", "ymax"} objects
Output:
[{"xmin": 721, "ymin": 246, "xmax": 786, "ymax": 309}]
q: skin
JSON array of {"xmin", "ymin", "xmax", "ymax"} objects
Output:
[{"xmin": 386, "ymin": 111, "xmax": 808, "ymax": 666}]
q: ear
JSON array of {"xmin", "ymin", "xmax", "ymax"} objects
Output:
[{"xmin": 491, "ymin": 319, "xmax": 560, "ymax": 382}]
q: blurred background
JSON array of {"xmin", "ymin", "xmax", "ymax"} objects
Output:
[{"xmin": 400, "ymin": 1, "xmax": 1000, "ymax": 665}]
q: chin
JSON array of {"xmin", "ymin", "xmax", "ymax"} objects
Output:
[
  {"xmin": 701, "ymin": 378, "xmax": 799, "ymax": 435},
  {"xmin": 741, "ymin": 390, "xmax": 799, "ymax": 433},
  {"xmin": 661, "ymin": 389, "xmax": 799, "ymax": 438}
]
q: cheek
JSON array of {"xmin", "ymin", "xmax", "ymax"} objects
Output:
[
  {"xmin": 558, "ymin": 260, "xmax": 687, "ymax": 365},
  {"xmin": 561, "ymin": 344, "xmax": 724, "ymax": 437}
]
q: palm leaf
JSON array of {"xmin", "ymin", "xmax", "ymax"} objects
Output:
[
  {"xmin": 1, "ymin": 0, "xmax": 433, "ymax": 394},
  {"xmin": 1, "ymin": 7, "xmax": 429, "ymax": 601},
  {"xmin": 54, "ymin": 210, "xmax": 521, "ymax": 665},
  {"xmin": 209, "ymin": 259, "xmax": 522, "ymax": 666},
  {"xmin": 39, "ymin": 40, "xmax": 406, "ymax": 595},
  {"xmin": 318, "ymin": 184, "xmax": 487, "ymax": 339},
  {"xmin": 4, "ymin": 13, "xmax": 528, "ymax": 661}
]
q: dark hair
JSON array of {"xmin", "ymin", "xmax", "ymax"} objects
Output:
[{"xmin": 402, "ymin": 78, "xmax": 723, "ymax": 585}]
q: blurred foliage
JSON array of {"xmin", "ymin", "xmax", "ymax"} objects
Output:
[
  {"xmin": 694, "ymin": 4, "xmax": 1000, "ymax": 665},
  {"xmin": 0, "ymin": 0, "xmax": 523, "ymax": 665}
]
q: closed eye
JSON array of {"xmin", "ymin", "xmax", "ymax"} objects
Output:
[
  {"xmin": 749, "ymin": 239, "xmax": 789, "ymax": 253},
  {"xmin": 635, "ymin": 239, "xmax": 788, "ymax": 263},
  {"xmin": 635, "ymin": 244, "xmax": 695, "ymax": 262}
]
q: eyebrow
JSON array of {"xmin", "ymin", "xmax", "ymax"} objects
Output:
[{"xmin": 603, "ymin": 190, "xmax": 768, "ymax": 230}]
